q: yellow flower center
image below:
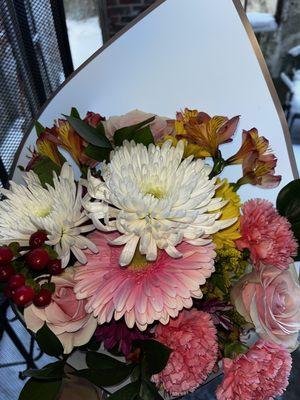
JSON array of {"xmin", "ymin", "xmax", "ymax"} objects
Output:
[
  {"xmin": 128, "ymin": 248, "xmax": 149, "ymax": 271},
  {"xmin": 142, "ymin": 183, "xmax": 165, "ymax": 199},
  {"xmin": 35, "ymin": 207, "xmax": 52, "ymax": 218}
]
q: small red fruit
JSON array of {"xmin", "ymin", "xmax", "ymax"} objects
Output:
[
  {"xmin": 13, "ymin": 285, "xmax": 34, "ymax": 306},
  {"xmin": 8, "ymin": 274, "xmax": 26, "ymax": 290},
  {"xmin": 47, "ymin": 259, "xmax": 62, "ymax": 275},
  {"xmin": 0, "ymin": 263, "xmax": 15, "ymax": 282},
  {"xmin": 29, "ymin": 231, "xmax": 48, "ymax": 249},
  {"xmin": 33, "ymin": 288, "xmax": 52, "ymax": 307},
  {"xmin": 26, "ymin": 248, "xmax": 50, "ymax": 270},
  {"xmin": 3, "ymin": 286, "xmax": 16, "ymax": 299},
  {"xmin": 0, "ymin": 247, "xmax": 14, "ymax": 265}
]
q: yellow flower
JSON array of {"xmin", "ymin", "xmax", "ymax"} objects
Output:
[
  {"xmin": 36, "ymin": 130, "xmax": 63, "ymax": 166},
  {"xmin": 213, "ymin": 179, "xmax": 241, "ymax": 249},
  {"xmin": 35, "ymin": 119, "xmax": 99, "ymax": 169},
  {"xmin": 175, "ymin": 108, "xmax": 200, "ymax": 135},
  {"xmin": 167, "ymin": 108, "xmax": 240, "ymax": 159},
  {"xmin": 161, "ymin": 135, "xmax": 208, "ymax": 158},
  {"xmin": 202, "ymin": 246, "xmax": 248, "ymax": 300},
  {"xmin": 226, "ymin": 128, "xmax": 271, "ymax": 165},
  {"xmin": 174, "ymin": 108, "xmax": 211, "ymax": 157},
  {"xmin": 55, "ymin": 119, "xmax": 84, "ymax": 165},
  {"xmin": 216, "ymin": 247, "xmax": 247, "ymax": 280}
]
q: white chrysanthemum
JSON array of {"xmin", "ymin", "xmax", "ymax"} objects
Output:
[
  {"xmin": 82, "ymin": 141, "xmax": 236, "ymax": 266},
  {"xmin": 0, "ymin": 163, "xmax": 98, "ymax": 267}
]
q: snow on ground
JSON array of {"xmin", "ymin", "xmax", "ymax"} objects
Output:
[
  {"xmin": 247, "ymin": 12, "xmax": 277, "ymax": 33},
  {"xmin": 66, "ymin": 17, "xmax": 103, "ymax": 69},
  {"xmin": 288, "ymin": 45, "xmax": 300, "ymax": 57}
]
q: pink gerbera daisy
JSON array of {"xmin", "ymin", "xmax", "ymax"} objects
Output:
[
  {"xmin": 236, "ymin": 199, "xmax": 297, "ymax": 270},
  {"xmin": 74, "ymin": 231, "xmax": 216, "ymax": 331}
]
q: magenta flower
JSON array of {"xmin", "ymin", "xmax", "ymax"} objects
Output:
[
  {"xmin": 236, "ymin": 199, "xmax": 297, "ymax": 270},
  {"xmin": 216, "ymin": 339, "xmax": 292, "ymax": 400},
  {"xmin": 152, "ymin": 310, "xmax": 218, "ymax": 397},
  {"xmin": 94, "ymin": 320, "xmax": 149, "ymax": 356}
]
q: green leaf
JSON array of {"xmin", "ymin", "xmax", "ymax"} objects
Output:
[
  {"xmin": 113, "ymin": 116, "xmax": 155, "ymax": 146},
  {"xmin": 277, "ymin": 179, "xmax": 300, "ymax": 223},
  {"xmin": 64, "ymin": 114, "xmax": 112, "ymax": 149},
  {"xmin": 70, "ymin": 107, "xmax": 80, "ymax": 118},
  {"xmin": 140, "ymin": 380, "xmax": 164, "ymax": 400},
  {"xmin": 21, "ymin": 361, "xmax": 65, "ymax": 381},
  {"xmin": 84, "ymin": 143, "xmax": 111, "ymax": 162},
  {"xmin": 224, "ymin": 341, "xmax": 248, "ymax": 359},
  {"xmin": 74, "ymin": 365, "xmax": 133, "ymax": 387},
  {"xmin": 86, "ymin": 351, "xmax": 130, "ymax": 370},
  {"xmin": 19, "ymin": 378, "xmax": 61, "ymax": 400},
  {"xmin": 8, "ymin": 242, "xmax": 20, "ymax": 257},
  {"xmin": 276, "ymin": 179, "xmax": 300, "ymax": 259},
  {"xmin": 136, "ymin": 339, "xmax": 172, "ymax": 376},
  {"xmin": 82, "ymin": 351, "xmax": 134, "ymax": 386},
  {"xmin": 133, "ymin": 125, "xmax": 155, "ymax": 146},
  {"xmin": 115, "ymin": 116, "xmax": 155, "ymax": 137},
  {"xmin": 211, "ymin": 273, "xmax": 227, "ymax": 293},
  {"xmin": 41, "ymin": 281, "xmax": 56, "ymax": 293},
  {"xmin": 25, "ymin": 278, "xmax": 40, "ymax": 292},
  {"xmin": 31, "ymin": 156, "xmax": 62, "ymax": 187},
  {"xmin": 35, "ymin": 121, "xmax": 45, "ymax": 137},
  {"xmin": 12, "ymin": 258, "xmax": 26, "ymax": 273},
  {"xmin": 43, "ymin": 244, "xmax": 58, "ymax": 260},
  {"xmin": 35, "ymin": 323, "xmax": 64, "ymax": 357},
  {"xmin": 108, "ymin": 381, "xmax": 141, "ymax": 400},
  {"xmin": 86, "ymin": 338, "xmax": 101, "ymax": 351}
]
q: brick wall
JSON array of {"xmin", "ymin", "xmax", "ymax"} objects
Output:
[{"xmin": 106, "ymin": 0, "xmax": 156, "ymax": 38}]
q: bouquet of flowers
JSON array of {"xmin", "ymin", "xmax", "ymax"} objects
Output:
[{"xmin": 0, "ymin": 108, "xmax": 300, "ymax": 400}]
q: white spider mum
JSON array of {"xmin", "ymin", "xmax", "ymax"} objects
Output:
[
  {"xmin": 82, "ymin": 140, "xmax": 236, "ymax": 266},
  {"xmin": 0, "ymin": 163, "xmax": 98, "ymax": 267}
]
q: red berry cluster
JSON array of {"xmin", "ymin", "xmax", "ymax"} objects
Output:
[{"xmin": 0, "ymin": 231, "xmax": 63, "ymax": 308}]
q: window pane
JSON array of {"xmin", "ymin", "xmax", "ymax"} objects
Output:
[
  {"xmin": 63, "ymin": 0, "xmax": 103, "ymax": 69},
  {"xmin": 240, "ymin": 0, "xmax": 247, "ymax": 9},
  {"xmin": 247, "ymin": 0, "xmax": 278, "ymax": 15}
]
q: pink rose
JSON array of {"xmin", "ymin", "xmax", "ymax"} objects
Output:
[
  {"xmin": 102, "ymin": 109, "xmax": 171, "ymax": 142},
  {"xmin": 24, "ymin": 268, "xmax": 97, "ymax": 354},
  {"xmin": 231, "ymin": 264, "xmax": 300, "ymax": 350}
]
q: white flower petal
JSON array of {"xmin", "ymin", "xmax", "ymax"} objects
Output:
[
  {"xmin": 119, "ymin": 236, "xmax": 139, "ymax": 266},
  {"xmin": 0, "ymin": 163, "xmax": 97, "ymax": 267},
  {"xmin": 82, "ymin": 141, "xmax": 235, "ymax": 265}
]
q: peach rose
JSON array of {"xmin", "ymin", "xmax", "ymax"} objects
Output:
[
  {"xmin": 24, "ymin": 268, "xmax": 97, "ymax": 354},
  {"xmin": 231, "ymin": 264, "xmax": 300, "ymax": 350},
  {"xmin": 103, "ymin": 109, "xmax": 171, "ymax": 142}
]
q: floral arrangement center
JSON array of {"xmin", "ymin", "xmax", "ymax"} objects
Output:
[{"xmin": 83, "ymin": 140, "xmax": 235, "ymax": 266}]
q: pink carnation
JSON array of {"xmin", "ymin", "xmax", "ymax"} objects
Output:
[
  {"xmin": 152, "ymin": 310, "xmax": 218, "ymax": 397},
  {"xmin": 236, "ymin": 199, "xmax": 297, "ymax": 270},
  {"xmin": 216, "ymin": 339, "xmax": 292, "ymax": 400}
]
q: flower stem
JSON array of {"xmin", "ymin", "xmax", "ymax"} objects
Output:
[{"xmin": 209, "ymin": 153, "xmax": 226, "ymax": 179}]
